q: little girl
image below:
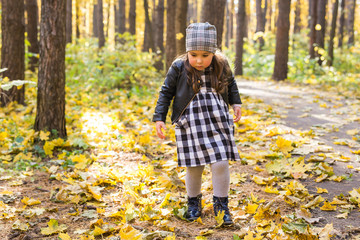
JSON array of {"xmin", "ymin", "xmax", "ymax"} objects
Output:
[{"xmin": 153, "ymin": 22, "xmax": 242, "ymax": 225}]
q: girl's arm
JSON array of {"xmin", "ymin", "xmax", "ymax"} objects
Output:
[{"xmin": 155, "ymin": 121, "xmax": 166, "ymax": 139}]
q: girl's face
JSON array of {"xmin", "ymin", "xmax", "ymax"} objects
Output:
[{"xmin": 188, "ymin": 50, "xmax": 214, "ymax": 71}]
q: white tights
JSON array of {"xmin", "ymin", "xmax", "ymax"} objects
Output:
[{"xmin": 185, "ymin": 160, "xmax": 230, "ymax": 198}]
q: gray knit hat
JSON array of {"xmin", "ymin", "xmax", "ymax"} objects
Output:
[{"xmin": 186, "ymin": 22, "xmax": 217, "ymax": 53}]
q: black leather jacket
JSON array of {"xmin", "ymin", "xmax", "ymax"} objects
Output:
[{"xmin": 153, "ymin": 59, "xmax": 242, "ymax": 124}]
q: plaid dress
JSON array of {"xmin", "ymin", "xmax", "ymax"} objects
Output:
[{"xmin": 175, "ymin": 68, "xmax": 240, "ymax": 167}]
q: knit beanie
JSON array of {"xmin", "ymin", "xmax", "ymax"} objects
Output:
[{"xmin": 186, "ymin": 22, "xmax": 217, "ymax": 53}]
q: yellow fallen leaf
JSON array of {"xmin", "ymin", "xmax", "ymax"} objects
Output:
[
  {"xmin": 41, "ymin": 219, "xmax": 67, "ymax": 235},
  {"xmin": 316, "ymin": 187, "xmax": 328, "ymax": 194},
  {"xmin": 276, "ymin": 136, "xmax": 294, "ymax": 154},
  {"xmin": 59, "ymin": 233, "xmax": 72, "ymax": 240},
  {"xmin": 40, "ymin": 131, "xmax": 50, "ymax": 141},
  {"xmin": 320, "ymin": 201, "xmax": 336, "ymax": 211},
  {"xmin": 253, "ymin": 166, "xmax": 264, "ymax": 172},
  {"xmin": 21, "ymin": 197, "xmax": 41, "ymax": 206},
  {"xmin": 245, "ymin": 203, "xmax": 258, "ymax": 214},
  {"xmin": 215, "ymin": 210, "xmax": 225, "ymax": 227},
  {"xmin": 264, "ymin": 186, "xmax": 279, "ymax": 194},
  {"xmin": 119, "ymin": 224, "xmax": 142, "ymax": 240},
  {"xmin": 93, "ymin": 226, "xmax": 106, "ymax": 236}
]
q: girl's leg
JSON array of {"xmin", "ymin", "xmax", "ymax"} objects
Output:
[
  {"xmin": 185, "ymin": 165, "xmax": 205, "ymax": 197},
  {"xmin": 210, "ymin": 160, "xmax": 230, "ymax": 197}
]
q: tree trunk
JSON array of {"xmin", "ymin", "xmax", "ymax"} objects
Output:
[
  {"xmin": 235, "ymin": 0, "xmax": 246, "ymax": 76},
  {"xmin": 35, "ymin": 0, "xmax": 66, "ymax": 138},
  {"xmin": 263, "ymin": 0, "xmax": 268, "ymax": 30},
  {"xmin": 93, "ymin": 4, "xmax": 99, "ymax": 37},
  {"xmin": 155, "ymin": 0, "xmax": 164, "ymax": 52},
  {"xmin": 26, "ymin": 0, "xmax": 39, "ymax": 72},
  {"xmin": 229, "ymin": 0, "xmax": 234, "ymax": 44},
  {"xmin": 187, "ymin": 0, "xmax": 197, "ymax": 23},
  {"xmin": 338, "ymin": 0, "xmax": 345, "ymax": 47},
  {"xmin": 1, "ymin": 0, "xmax": 25, "ymax": 106},
  {"xmin": 201, "ymin": 0, "xmax": 226, "ymax": 50},
  {"xmin": 98, "ymin": 0, "xmax": 105, "ymax": 48},
  {"xmin": 347, "ymin": 0, "xmax": 356, "ymax": 46},
  {"xmin": 75, "ymin": 0, "xmax": 80, "ymax": 39},
  {"xmin": 143, "ymin": 0, "xmax": 155, "ymax": 52},
  {"xmin": 225, "ymin": 1, "xmax": 230, "ymax": 48},
  {"xmin": 129, "ymin": 0, "xmax": 136, "ymax": 35},
  {"xmin": 165, "ymin": 0, "xmax": 176, "ymax": 70},
  {"xmin": 327, "ymin": 0, "xmax": 338, "ymax": 66},
  {"xmin": 175, "ymin": 0, "xmax": 188, "ymax": 54},
  {"xmin": 66, "ymin": 0, "xmax": 72, "ymax": 43},
  {"xmin": 272, "ymin": 0, "xmax": 291, "ymax": 81},
  {"xmin": 118, "ymin": 0, "xmax": 126, "ymax": 34},
  {"xmin": 293, "ymin": 0, "xmax": 301, "ymax": 34},
  {"xmin": 316, "ymin": 0, "xmax": 327, "ymax": 65},
  {"xmin": 268, "ymin": 0, "xmax": 272, "ymax": 32},
  {"xmin": 309, "ymin": 0, "xmax": 317, "ymax": 59},
  {"xmin": 255, "ymin": 0, "xmax": 265, "ymax": 51}
]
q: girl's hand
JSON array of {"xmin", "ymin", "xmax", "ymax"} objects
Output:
[
  {"xmin": 233, "ymin": 106, "xmax": 242, "ymax": 122},
  {"xmin": 156, "ymin": 121, "xmax": 166, "ymax": 139}
]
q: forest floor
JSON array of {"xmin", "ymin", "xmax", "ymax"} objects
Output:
[{"xmin": 1, "ymin": 78, "xmax": 360, "ymax": 239}]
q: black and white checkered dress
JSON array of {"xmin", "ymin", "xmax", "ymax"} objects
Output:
[{"xmin": 175, "ymin": 68, "xmax": 240, "ymax": 167}]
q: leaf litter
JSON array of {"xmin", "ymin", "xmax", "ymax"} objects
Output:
[{"xmin": 1, "ymin": 78, "xmax": 360, "ymax": 239}]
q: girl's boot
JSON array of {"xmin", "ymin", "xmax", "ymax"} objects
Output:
[
  {"xmin": 213, "ymin": 196, "xmax": 233, "ymax": 225},
  {"xmin": 186, "ymin": 194, "xmax": 202, "ymax": 221}
]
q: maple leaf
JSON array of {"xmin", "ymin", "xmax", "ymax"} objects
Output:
[
  {"xmin": 21, "ymin": 197, "xmax": 41, "ymax": 206},
  {"xmin": 275, "ymin": 136, "xmax": 294, "ymax": 154},
  {"xmin": 245, "ymin": 203, "xmax": 258, "ymax": 214},
  {"xmin": 316, "ymin": 187, "xmax": 328, "ymax": 194},
  {"xmin": 40, "ymin": 131, "xmax": 50, "ymax": 141},
  {"xmin": 41, "ymin": 219, "xmax": 67, "ymax": 235},
  {"xmin": 58, "ymin": 233, "xmax": 72, "ymax": 240},
  {"xmin": 320, "ymin": 201, "xmax": 336, "ymax": 211},
  {"xmin": 214, "ymin": 210, "xmax": 225, "ymax": 227}
]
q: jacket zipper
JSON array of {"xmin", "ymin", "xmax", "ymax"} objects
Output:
[{"xmin": 173, "ymin": 94, "xmax": 196, "ymax": 124}]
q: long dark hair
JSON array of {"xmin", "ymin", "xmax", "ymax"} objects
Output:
[{"xmin": 180, "ymin": 53, "xmax": 233, "ymax": 93}]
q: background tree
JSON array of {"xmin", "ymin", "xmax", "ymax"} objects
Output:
[
  {"xmin": 347, "ymin": 0, "xmax": 356, "ymax": 46},
  {"xmin": 155, "ymin": 0, "xmax": 164, "ymax": 53},
  {"xmin": 255, "ymin": 0, "xmax": 266, "ymax": 51},
  {"xmin": 201, "ymin": 0, "xmax": 226, "ymax": 49},
  {"xmin": 93, "ymin": 4, "xmax": 99, "ymax": 37},
  {"xmin": 166, "ymin": 0, "xmax": 176, "ymax": 70},
  {"xmin": 26, "ymin": 0, "xmax": 40, "ymax": 72},
  {"xmin": 117, "ymin": 0, "xmax": 126, "ymax": 34},
  {"xmin": 75, "ymin": 0, "xmax": 80, "ymax": 39},
  {"xmin": 272, "ymin": 0, "xmax": 291, "ymax": 81},
  {"xmin": 187, "ymin": 0, "xmax": 198, "ymax": 23},
  {"xmin": 66, "ymin": 0, "xmax": 72, "ymax": 43},
  {"xmin": 1, "ymin": 0, "xmax": 25, "ymax": 106},
  {"xmin": 35, "ymin": 0, "xmax": 67, "ymax": 138},
  {"xmin": 338, "ymin": 0, "xmax": 345, "ymax": 47},
  {"xmin": 235, "ymin": 0, "xmax": 246, "ymax": 76},
  {"xmin": 309, "ymin": 0, "xmax": 318, "ymax": 59},
  {"xmin": 143, "ymin": 0, "xmax": 155, "ymax": 52},
  {"xmin": 129, "ymin": 0, "xmax": 136, "ymax": 35},
  {"xmin": 315, "ymin": 0, "xmax": 327, "ymax": 65},
  {"xmin": 327, "ymin": 0, "xmax": 339, "ymax": 66},
  {"xmin": 175, "ymin": 0, "xmax": 188, "ymax": 55},
  {"xmin": 293, "ymin": 0, "xmax": 302, "ymax": 34},
  {"xmin": 98, "ymin": 0, "xmax": 105, "ymax": 48}
]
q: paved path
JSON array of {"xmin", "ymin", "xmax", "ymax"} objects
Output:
[{"xmin": 237, "ymin": 79, "xmax": 360, "ymax": 236}]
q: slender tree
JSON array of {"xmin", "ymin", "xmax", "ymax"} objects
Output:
[
  {"xmin": 315, "ymin": 0, "xmax": 328, "ymax": 65},
  {"xmin": 165, "ymin": 0, "xmax": 176, "ymax": 70},
  {"xmin": 35, "ymin": 0, "xmax": 67, "ymax": 138},
  {"xmin": 201, "ymin": 0, "xmax": 226, "ymax": 49},
  {"xmin": 155, "ymin": 0, "xmax": 165, "ymax": 52},
  {"xmin": 26, "ymin": 0, "xmax": 40, "ymax": 72},
  {"xmin": 93, "ymin": 4, "xmax": 99, "ymax": 37},
  {"xmin": 118, "ymin": 0, "xmax": 126, "ymax": 34},
  {"xmin": 338, "ymin": 0, "xmax": 346, "ymax": 47},
  {"xmin": 268, "ymin": 0, "xmax": 272, "ymax": 32},
  {"xmin": 143, "ymin": 0, "xmax": 155, "ymax": 52},
  {"xmin": 328, "ymin": 0, "xmax": 339, "ymax": 66},
  {"xmin": 272, "ymin": 0, "xmax": 291, "ymax": 81},
  {"xmin": 75, "ymin": 0, "xmax": 80, "ymax": 39},
  {"xmin": 175, "ymin": 0, "xmax": 188, "ymax": 54},
  {"xmin": 66, "ymin": 0, "xmax": 72, "ymax": 43},
  {"xmin": 255, "ymin": 0, "xmax": 265, "ymax": 51},
  {"xmin": 129, "ymin": 0, "xmax": 136, "ymax": 35},
  {"xmin": 1, "ymin": 0, "xmax": 25, "ymax": 106},
  {"xmin": 293, "ymin": 0, "xmax": 302, "ymax": 34},
  {"xmin": 235, "ymin": 0, "xmax": 246, "ymax": 76},
  {"xmin": 98, "ymin": 0, "xmax": 105, "ymax": 48},
  {"xmin": 309, "ymin": 0, "xmax": 318, "ymax": 59},
  {"xmin": 347, "ymin": 0, "xmax": 356, "ymax": 46}
]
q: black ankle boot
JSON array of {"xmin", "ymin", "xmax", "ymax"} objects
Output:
[
  {"xmin": 186, "ymin": 194, "xmax": 202, "ymax": 221},
  {"xmin": 213, "ymin": 196, "xmax": 233, "ymax": 225}
]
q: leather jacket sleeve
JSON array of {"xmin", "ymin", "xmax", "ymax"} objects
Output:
[
  {"xmin": 152, "ymin": 62, "xmax": 180, "ymax": 123},
  {"xmin": 227, "ymin": 75, "xmax": 242, "ymax": 106}
]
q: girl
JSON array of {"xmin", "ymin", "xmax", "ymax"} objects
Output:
[{"xmin": 153, "ymin": 22, "xmax": 242, "ymax": 225}]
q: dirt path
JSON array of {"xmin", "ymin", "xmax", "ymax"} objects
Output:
[{"xmin": 237, "ymin": 79, "xmax": 360, "ymax": 236}]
